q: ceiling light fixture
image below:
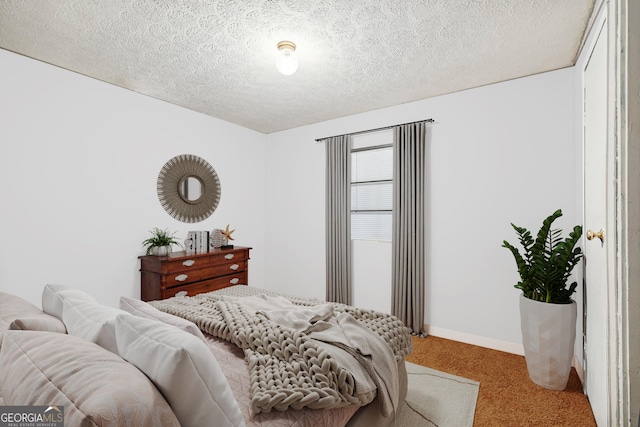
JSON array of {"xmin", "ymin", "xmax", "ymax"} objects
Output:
[{"xmin": 275, "ymin": 41, "xmax": 298, "ymax": 76}]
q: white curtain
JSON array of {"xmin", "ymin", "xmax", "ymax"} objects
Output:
[
  {"xmin": 325, "ymin": 135, "xmax": 352, "ymax": 305},
  {"xmin": 391, "ymin": 122, "xmax": 427, "ymax": 334}
]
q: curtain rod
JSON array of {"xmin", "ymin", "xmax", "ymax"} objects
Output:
[{"xmin": 315, "ymin": 118, "xmax": 435, "ymax": 142}]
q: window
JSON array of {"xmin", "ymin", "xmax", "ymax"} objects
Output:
[{"xmin": 351, "ymin": 131, "xmax": 393, "ymax": 241}]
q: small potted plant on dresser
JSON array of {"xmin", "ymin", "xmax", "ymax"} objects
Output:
[
  {"xmin": 142, "ymin": 228, "xmax": 182, "ymax": 256},
  {"xmin": 502, "ymin": 209, "xmax": 583, "ymax": 390}
]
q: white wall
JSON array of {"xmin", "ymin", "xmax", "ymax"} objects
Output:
[
  {"xmin": 0, "ymin": 47, "xmax": 582, "ymax": 354},
  {"xmin": 265, "ymin": 68, "xmax": 579, "ymax": 350},
  {"xmin": 0, "ymin": 49, "xmax": 267, "ymax": 307}
]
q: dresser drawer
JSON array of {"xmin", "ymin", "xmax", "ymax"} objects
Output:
[
  {"xmin": 159, "ymin": 250, "xmax": 249, "ymax": 274},
  {"xmin": 164, "ymin": 272, "xmax": 248, "ymax": 298},
  {"xmin": 165, "ymin": 260, "xmax": 247, "ymax": 287}
]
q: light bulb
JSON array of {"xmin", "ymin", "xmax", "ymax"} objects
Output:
[{"xmin": 276, "ymin": 41, "xmax": 298, "ymax": 75}]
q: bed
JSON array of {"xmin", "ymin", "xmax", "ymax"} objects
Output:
[{"xmin": 0, "ymin": 285, "xmax": 412, "ymax": 427}]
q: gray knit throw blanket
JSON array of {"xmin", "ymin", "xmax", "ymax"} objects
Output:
[{"xmin": 149, "ymin": 286, "xmax": 412, "ymax": 415}]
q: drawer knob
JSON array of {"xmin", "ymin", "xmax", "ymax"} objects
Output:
[
  {"xmin": 230, "ymin": 264, "xmax": 239, "ymax": 271},
  {"xmin": 183, "ymin": 259, "xmax": 195, "ymax": 267},
  {"xmin": 230, "ymin": 278, "xmax": 239, "ymax": 284},
  {"xmin": 225, "ymin": 254, "xmax": 234, "ymax": 260},
  {"xmin": 175, "ymin": 274, "xmax": 188, "ymax": 282}
]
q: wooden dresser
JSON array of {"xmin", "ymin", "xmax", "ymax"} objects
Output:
[{"xmin": 139, "ymin": 246, "xmax": 251, "ymax": 301}]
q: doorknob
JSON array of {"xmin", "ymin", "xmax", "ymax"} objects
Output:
[{"xmin": 586, "ymin": 229, "xmax": 604, "ymax": 242}]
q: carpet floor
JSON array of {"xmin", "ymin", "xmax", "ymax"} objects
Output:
[{"xmin": 406, "ymin": 335, "xmax": 597, "ymax": 426}]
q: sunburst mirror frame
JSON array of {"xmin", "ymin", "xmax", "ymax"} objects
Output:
[{"xmin": 157, "ymin": 154, "xmax": 221, "ymax": 223}]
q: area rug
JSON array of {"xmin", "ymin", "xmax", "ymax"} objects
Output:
[{"xmin": 396, "ymin": 362, "xmax": 480, "ymax": 427}]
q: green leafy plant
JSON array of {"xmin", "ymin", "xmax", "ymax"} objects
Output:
[
  {"xmin": 502, "ymin": 209, "xmax": 583, "ymax": 304},
  {"xmin": 142, "ymin": 227, "xmax": 182, "ymax": 255}
]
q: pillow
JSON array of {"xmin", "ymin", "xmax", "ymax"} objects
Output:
[
  {"xmin": 62, "ymin": 299, "xmax": 129, "ymax": 354},
  {"xmin": 9, "ymin": 315, "xmax": 66, "ymax": 333},
  {"xmin": 119, "ymin": 296, "xmax": 206, "ymax": 341},
  {"xmin": 115, "ymin": 314, "xmax": 245, "ymax": 427},
  {"xmin": 0, "ymin": 292, "xmax": 66, "ymax": 339},
  {"xmin": 41, "ymin": 284, "xmax": 96, "ymax": 320},
  {"xmin": 0, "ymin": 330, "xmax": 179, "ymax": 427}
]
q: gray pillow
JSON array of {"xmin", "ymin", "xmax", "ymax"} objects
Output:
[
  {"xmin": 0, "ymin": 292, "xmax": 66, "ymax": 340},
  {"xmin": 62, "ymin": 298, "xmax": 130, "ymax": 354},
  {"xmin": 0, "ymin": 330, "xmax": 180, "ymax": 427},
  {"xmin": 115, "ymin": 314, "xmax": 244, "ymax": 427},
  {"xmin": 119, "ymin": 296, "xmax": 206, "ymax": 341},
  {"xmin": 41, "ymin": 284, "xmax": 96, "ymax": 320}
]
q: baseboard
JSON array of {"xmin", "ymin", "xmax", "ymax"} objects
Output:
[
  {"xmin": 426, "ymin": 325, "xmax": 586, "ymax": 386},
  {"xmin": 425, "ymin": 325, "xmax": 525, "ymax": 356}
]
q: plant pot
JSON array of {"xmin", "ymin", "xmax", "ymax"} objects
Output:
[
  {"xmin": 519, "ymin": 294, "xmax": 577, "ymax": 390},
  {"xmin": 151, "ymin": 246, "xmax": 171, "ymax": 256}
]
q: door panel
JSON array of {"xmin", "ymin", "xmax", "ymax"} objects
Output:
[{"xmin": 583, "ymin": 19, "xmax": 608, "ymax": 427}]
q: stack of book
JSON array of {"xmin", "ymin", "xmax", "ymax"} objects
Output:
[{"xmin": 186, "ymin": 230, "xmax": 210, "ymax": 254}]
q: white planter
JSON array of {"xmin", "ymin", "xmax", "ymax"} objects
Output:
[
  {"xmin": 151, "ymin": 246, "xmax": 171, "ymax": 256},
  {"xmin": 519, "ymin": 294, "xmax": 577, "ymax": 390}
]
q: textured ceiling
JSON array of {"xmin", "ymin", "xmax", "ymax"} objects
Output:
[{"xmin": 0, "ymin": 1, "xmax": 595, "ymax": 134}]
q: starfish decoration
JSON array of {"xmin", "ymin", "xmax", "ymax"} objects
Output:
[{"xmin": 221, "ymin": 224, "xmax": 235, "ymax": 241}]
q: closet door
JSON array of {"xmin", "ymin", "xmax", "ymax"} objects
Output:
[{"xmin": 583, "ymin": 17, "xmax": 609, "ymax": 427}]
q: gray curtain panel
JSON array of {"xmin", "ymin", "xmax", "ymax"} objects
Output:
[
  {"xmin": 391, "ymin": 122, "xmax": 427, "ymax": 334},
  {"xmin": 325, "ymin": 135, "xmax": 352, "ymax": 305}
]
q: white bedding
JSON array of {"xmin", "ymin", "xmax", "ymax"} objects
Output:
[
  {"xmin": 150, "ymin": 286, "xmax": 412, "ymax": 416},
  {"xmin": 162, "ymin": 286, "xmax": 410, "ymax": 427},
  {"xmin": 0, "ymin": 287, "xmax": 409, "ymax": 427},
  {"xmin": 120, "ymin": 287, "xmax": 406, "ymax": 426}
]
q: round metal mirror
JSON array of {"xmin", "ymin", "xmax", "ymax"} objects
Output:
[
  {"xmin": 157, "ymin": 154, "xmax": 221, "ymax": 223},
  {"xmin": 178, "ymin": 175, "xmax": 204, "ymax": 204}
]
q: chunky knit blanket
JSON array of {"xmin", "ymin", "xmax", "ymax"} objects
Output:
[{"xmin": 149, "ymin": 286, "xmax": 412, "ymax": 415}]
